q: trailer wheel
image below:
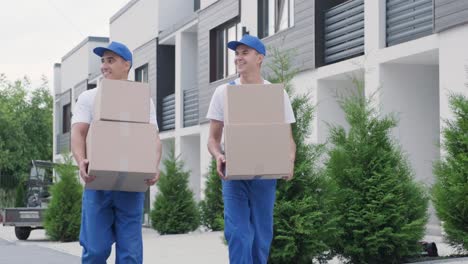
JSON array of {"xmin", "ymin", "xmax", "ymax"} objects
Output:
[{"xmin": 15, "ymin": 227, "xmax": 31, "ymax": 240}]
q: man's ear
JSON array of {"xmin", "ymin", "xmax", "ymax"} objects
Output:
[
  {"xmin": 257, "ymin": 54, "xmax": 264, "ymax": 65},
  {"xmin": 125, "ymin": 61, "xmax": 131, "ymax": 72}
]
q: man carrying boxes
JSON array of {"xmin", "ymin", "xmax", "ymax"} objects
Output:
[
  {"xmin": 71, "ymin": 41, "xmax": 162, "ymax": 264},
  {"xmin": 207, "ymin": 35, "xmax": 296, "ymax": 264}
]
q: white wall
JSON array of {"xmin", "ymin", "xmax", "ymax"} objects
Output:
[
  {"xmin": 288, "ymin": 70, "xmax": 316, "ymax": 143},
  {"xmin": 380, "ymin": 64, "xmax": 440, "ymax": 186},
  {"xmin": 181, "ymin": 32, "xmax": 198, "ymax": 91},
  {"xmin": 439, "ymin": 24, "xmax": 468, "ymax": 122},
  {"xmin": 87, "ymin": 40, "xmax": 108, "ymax": 76},
  {"xmin": 53, "ymin": 64, "xmax": 61, "ymax": 95},
  {"xmin": 316, "ymin": 79, "xmax": 357, "ymax": 144},
  {"xmin": 150, "ymin": 138, "xmax": 175, "ymax": 208},
  {"xmin": 364, "ymin": 0, "xmax": 386, "ymax": 54},
  {"xmin": 60, "ymin": 44, "xmax": 89, "ymax": 95},
  {"xmin": 159, "ymin": 0, "xmax": 195, "ymax": 32},
  {"xmin": 200, "ymin": 0, "xmax": 219, "ymax": 10},
  {"xmin": 199, "ymin": 124, "xmax": 211, "ymax": 200},
  {"xmin": 290, "ymin": 69, "xmax": 313, "ymax": 96},
  {"xmin": 53, "ymin": 64, "xmax": 61, "ymax": 159},
  {"xmin": 381, "ymin": 63, "xmax": 440, "ymax": 234},
  {"xmin": 180, "ymin": 135, "xmax": 201, "ymax": 200},
  {"xmin": 240, "ymin": 0, "xmax": 257, "ymax": 36},
  {"xmin": 110, "ymin": 0, "xmax": 158, "ymax": 79}
]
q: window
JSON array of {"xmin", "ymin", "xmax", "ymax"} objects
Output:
[
  {"xmin": 258, "ymin": 0, "xmax": 294, "ymax": 39},
  {"xmin": 194, "ymin": 0, "xmax": 200, "ymax": 11},
  {"xmin": 62, "ymin": 103, "xmax": 71, "ymax": 134},
  {"xmin": 210, "ymin": 19, "xmax": 242, "ymax": 82},
  {"xmin": 135, "ymin": 64, "xmax": 149, "ymax": 83},
  {"xmin": 87, "ymin": 83, "xmax": 96, "ymax": 90}
]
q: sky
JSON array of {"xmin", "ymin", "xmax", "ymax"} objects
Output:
[{"xmin": 0, "ymin": 0, "xmax": 130, "ymax": 90}]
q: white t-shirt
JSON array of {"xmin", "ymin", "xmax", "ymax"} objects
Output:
[
  {"xmin": 71, "ymin": 87, "xmax": 158, "ymax": 130},
  {"xmin": 206, "ymin": 78, "xmax": 296, "ymax": 123}
]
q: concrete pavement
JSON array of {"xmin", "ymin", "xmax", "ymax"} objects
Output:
[
  {"xmin": 0, "ymin": 225, "xmax": 229, "ymax": 263},
  {"xmin": 0, "ymin": 225, "xmax": 466, "ymax": 263},
  {"xmin": 0, "ymin": 237, "xmax": 80, "ymax": 264}
]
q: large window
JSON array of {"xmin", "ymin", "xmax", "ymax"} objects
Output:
[
  {"xmin": 258, "ymin": 0, "xmax": 294, "ymax": 39},
  {"xmin": 62, "ymin": 103, "xmax": 71, "ymax": 134},
  {"xmin": 210, "ymin": 19, "xmax": 242, "ymax": 82},
  {"xmin": 135, "ymin": 64, "xmax": 149, "ymax": 83}
]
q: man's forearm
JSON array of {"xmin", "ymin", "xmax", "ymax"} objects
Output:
[
  {"xmin": 289, "ymin": 126, "xmax": 296, "ymax": 163},
  {"xmin": 290, "ymin": 141, "xmax": 296, "ymax": 162},
  {"xmin": 155, "ymin": 137, "xmax": 162, "ymax": 168},
  {"xmin": 71, "ymin": 130, "xmax": 87, "ymax": 164},
  {"xmin": 207, "ymin": 138, "xmax": 223, "ymax": 159}
]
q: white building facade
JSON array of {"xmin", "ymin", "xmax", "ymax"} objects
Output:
[{"xmin": 54, "ymin": 0, "xmax": 468, "ymax": 233}]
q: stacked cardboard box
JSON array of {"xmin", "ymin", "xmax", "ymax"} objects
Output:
[
  {"xmin": 223, "ymin": 84, "xmax": 292, "ymax": 180},
  {"xmin": 86, "ymin": 79, "xmax": 158, "ymax": 192}
]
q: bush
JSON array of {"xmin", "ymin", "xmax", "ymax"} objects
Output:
[
  {"xmin": 0, "ymin": 174, "xmax": 19, "ymax": 190},
  {"xmin": 199, "ymin": 158, "xmax": 224, "ymax": 231},
  {"xmin": 151, "ymin": 149, "xmax": 200, "ymax": 234},
  {"xmin": 14, "ymin": 176, "xmax": 26, "ymax": 207},
  {"xmin": 0, "ymin": 189, "xmax": 15, "ymax": 208},
  {"xmin": 326, "ymin": 78, "xmax": 429, "ymax": 263},
  {"xmin": 433, "ymin": 93, "xmax": 468, "ymax": 251},
  {"xmin": 267, "ymin": 47, "xmax": 341, "ymax": 264},
  {"xmin": 44, "ymin": 155, "xmax": 82, "ymax": 242}
]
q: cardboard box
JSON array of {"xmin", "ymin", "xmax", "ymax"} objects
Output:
[
  {"xmin": 224, "ymin": 123, "xmax": 292, "ymax": 180},
  {"xmin": 86, "ymin": 120, "xmax": 157, "ymax": 192},
  {"xmin": 224, "ymin": 84, "xmax": 285, "ymax": 124},
  {"xmin": 94, "ymin": 79, "xmax": 150, "ymax": 123}
]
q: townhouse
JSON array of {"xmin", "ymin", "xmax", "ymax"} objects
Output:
[{"xmin": 54, "ymin": 0, "xmax": 468, "ymax": 232}]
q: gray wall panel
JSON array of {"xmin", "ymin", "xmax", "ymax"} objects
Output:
[
  {"xmin": 134, "ymin": 38, "xmax": 158, "ymax": 109},
  {"xmin": 197, "ymin": 0, "xmax": 240, "ymax": 124},
  {"xmin": 198, "ymin": 0, "xmax": 315, "ymax": 124},
  {"xmin": 263, "ymin": 0, "xmax": 315, "ymax": 73},
  {"xmin": 435, "ymin": 0, "xmax": 468, "ymax": 32}
]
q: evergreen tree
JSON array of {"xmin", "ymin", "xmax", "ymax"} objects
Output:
[
  {"xmin": 0, "ymin": 189, "xmax": 15, "ymax": 208},
  {"xmin": 44, "ymin": 155, "xmax": 82, "ymax": 242},
  {"xmin": 199, "ymin": 158, "xmax": 224, "ymax": 231},
  {"xmin": 151, "ymin": 149, "xmax": 200, "ymax": 234},
  {"xmin": 433, "ymin": 93, "xmax": 468, "ymax": 251},
  {"xmin": 326, "ymin": 78, "xmax": 429, "ymax": 263},
  {"xmin": 266, "ymin": 47, "xmax": 340, "ymax": 264},
  {"xmin": 14, "ymin": 175, "xmax": 26, "ymax": 207}
]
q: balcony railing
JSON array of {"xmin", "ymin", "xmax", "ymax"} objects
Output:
[
  {"xmin": 161, "ymin": 94, "xmax": 175, "ymax": 131},
  {"xmin": 183, "ymin": 88, "xmax": 199, "ymax": 128},
  {"xmin": 386, "ymin": 0, "xmax": 433, "ymax": 46},
  {"xmin": 324, "ymin": 0, "xmax": 365, "ymax": 64}
]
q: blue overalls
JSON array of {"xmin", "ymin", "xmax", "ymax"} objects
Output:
[
  {"xmin": 223, "ymin": 80, "xmax": 277, "ymax": 264},
  {"xmin": 80, "ymin": 189, "xmax": 145, "ymax": 264}
]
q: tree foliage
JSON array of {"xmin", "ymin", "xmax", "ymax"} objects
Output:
[
  {"xmin": 151, "ymin": 149, "xmax": 200, "ymax": 234},
  {"xmin": 0, "ymin": 74, "xmax": 52, "ymax": 190},
  {"xmin": 433, "ymin": 93, "xmax": 468, "ymax": 251}
]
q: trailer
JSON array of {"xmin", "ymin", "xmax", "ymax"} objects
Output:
[{"xmin": 2, "ymin": 160, "xmax": 55, "ymax": 240}]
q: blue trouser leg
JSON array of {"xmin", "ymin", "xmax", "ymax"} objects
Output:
[
  {"xmin": 250, "ymin": 179, "xmax": 277, "ymax": 264},
  {"xmin": 223, "ymin": 179, "xmax": 277, "ymax": 264},
  {"xmin": 80, "ymin": 190, "xmax": 145, "ymax": 264},
  {"xmin": 80, "ymin": 190, "xmax": 114, "ymax": 264},
  {"xmin": 223, "ymin": 180, "xmax": 254, "ymax": 264},
  {"xmin": 113, "ymin": 191, "xmax": 145, "ymax": 264}
]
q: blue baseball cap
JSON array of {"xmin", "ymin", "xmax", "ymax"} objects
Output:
[
  {"xmin": 93, "ymin": 41, "xmax": 133, "ymax": 66},
  {"xmin": 227, "ymin": 35, "xmax": 266, "ymax": 56}
]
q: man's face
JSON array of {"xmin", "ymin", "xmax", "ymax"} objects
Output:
[
  {"xmin": 235, "ymin": 45, "xmax": 263, "ymax": 74},
  {"xmin": 100, "ymin": 51, "xmax": 130, "ymax": 80}
]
